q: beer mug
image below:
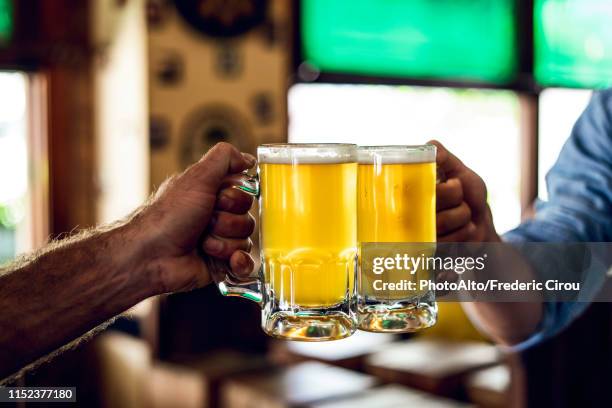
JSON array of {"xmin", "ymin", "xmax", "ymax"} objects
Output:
[
  {"xmin": 209, "ymin": 144, "xmax": 359, "ymax": 341},
  {"xmin": 357, "ymin": 145, "xmax": 437, "ymax": 332}
]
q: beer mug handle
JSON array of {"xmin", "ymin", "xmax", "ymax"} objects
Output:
[{"xmin": 206, "ymin": 172, "xmax": 263, "ymax": 304}]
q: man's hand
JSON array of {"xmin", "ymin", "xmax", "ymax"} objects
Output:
[
  {"xmin": 133, "ymin": 142, "xmax": 256, "ymax": 294},
  {"xmin": 429, "ymin": 141, "xmax": 543, "ymax": 346},
  {"xmin": 430, "ymin": 140, "xmax": 500, "ymax": 243}
]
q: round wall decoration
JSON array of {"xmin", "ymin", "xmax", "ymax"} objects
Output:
[
  {"xmin": 173, "ymin": 0, "xmax": 267, "ymax": 38},
  {"xmin": 179, "ymin": 104, "xmax": 255, "ymax": 167}
]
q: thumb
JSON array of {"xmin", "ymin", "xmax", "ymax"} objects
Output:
[
  {"xmin": 428, "ymin": 140, "xmax": 465, "ymax": 178},
  {"xmin": 185, "ymin": 142, "xmax": 256, "ymax": 195},
  {"xmin": 429, "ymin": 140, "xmax": 488, "ymax": 215}
]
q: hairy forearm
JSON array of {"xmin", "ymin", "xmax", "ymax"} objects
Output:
[{"xmin": 0, "ymin": 221, "xmax": 155, "ymax": 379}]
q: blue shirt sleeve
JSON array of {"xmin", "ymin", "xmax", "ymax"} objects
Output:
[{"xmin": 503, "ymin": 89, "xmax": 612, "ymax": 350}]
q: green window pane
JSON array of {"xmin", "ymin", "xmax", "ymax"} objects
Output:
[
  {"xmin": 535, "ymin": 0, "xmax": 612, "ymax": 88},
  {"xmin": 301, "ymin": 0, "xmax": 517, "ymax": 84},
  {"xmin": 0, "ymin": 0, "xmax": 12, "ymax": 46}
]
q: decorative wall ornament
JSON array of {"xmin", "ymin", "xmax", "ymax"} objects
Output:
[
  {"xmin": 173, "ymin": 0, "xmax": 267, "ymax": 38},
  {"xmin": 153, "ymin": 49, "xmax": 185, "ymax": 86},
  {"xmin": 149, "ymin": 115, "xmax": 172, "ymax": 150},
  {"xmin": 214, "ymin": 42, "xmax": 243, "ymax": 79},
  {"xmin": 250, "ymin": 91, "xmax": 274, "ymax": 125},
  {"xmin": 179, "ymin": 104, "xmax": 255, "ymax": 167}
]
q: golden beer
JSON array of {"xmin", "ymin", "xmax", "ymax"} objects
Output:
[
  {"xmin": 358, "ymin": 162, "xmax": 436, "ymax": 243},
  {"xmin": 260, "ymin": 161, "xmax": 357, "ymax": 307},
  {"xmin": 256, "ymin": 144, "xmax": 358, "ymax": 341},
  {"xmin": 357, "ymin": 145, "xmax": 437, "ymax": 332}
]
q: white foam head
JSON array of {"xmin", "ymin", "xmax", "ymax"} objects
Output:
[
  {"xmin": 258, "ymin": 144, "xmax": 357, "ymax": 164},
  {"xmin": 357, "ymin": 145, "xmax": 436, "ymax": 164}
]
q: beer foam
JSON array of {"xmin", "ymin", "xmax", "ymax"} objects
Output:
[
  {"xmin": 357, "ymin": 145, "xmax": 436, "ymax": 164},
  {"xmin": 258, "ymin": 144, "xmax": 357, "ymax": 164}
]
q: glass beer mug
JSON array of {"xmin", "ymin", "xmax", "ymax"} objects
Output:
[
  {"xmin": 357, "ymin": 145, "xmax": 438, "ymax": 332},
  {"xmin": 209, "ymin": 144, "xmax": 359, "ymax": 341}
]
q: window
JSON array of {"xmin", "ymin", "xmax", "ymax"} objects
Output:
[
  {"xmin": 0, "ymin": 0, "xmax": 12, "ymax": 46},
  {"xmin": 289, "ymin": 84, "xmax": 522, "ymax": 233},
  {"xmin": 301, "ymin": 0, "xmax": 517, "ymax": 83},
  {"xmin": 0, "ymin": 72, "xmax": 28, "ymax": 262},
  {"xmin": 538, "ymin": 88, "xmax": 592, "ymax": 200},
  {"xmin": 0, "ymin": 72, "xmax": 48, "ymax": 263},
  {"xmin": 535, "ymin": 0, "xmax": 612, "ymax": 88}
]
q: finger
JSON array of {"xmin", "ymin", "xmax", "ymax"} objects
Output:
[
  {"xmin": 216, "ymin": 187, "xmax": 254, "ymax": 214},
  {"xmin": 438, "ymin": 222, "xmax": 477, "ymax": 242},
  {"xmin": 437, "ymin": 202, "xmax": 472, "ymax": 235},
  {"xmin": 185, "ymin": 143, "xmax": 256, "ymax": 195},
  {"xmin": 436, "ymin": 178, "xmax": 464, "ymax": 211},
  {"xmin": 202, "ymin": 236, "xmax": 252, "ymax": 259},
  {"xmin": 202, "ymin": 142, "xmax": 256, "ymax": 175},
  {"xmin": 210, "ymin": 211, "xmax": 255, "ymax": 238},
  {"xmin": 428, "ymin": 140, "xmax": 465, "ymax": 177},
  {"xmin": 229, "ymin": 250, "xmax": 255, "ymax": 279}
]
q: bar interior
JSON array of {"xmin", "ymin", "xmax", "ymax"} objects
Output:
[{"xmin": 1, "ymin": 1, "xmax": 611, "ymax": 407}]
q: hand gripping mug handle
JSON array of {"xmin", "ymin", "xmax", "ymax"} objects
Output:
[{"xmin": 204, "ymin": 171, "xmax": 263, "ymax": 303}]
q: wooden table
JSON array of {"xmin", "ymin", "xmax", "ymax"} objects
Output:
[
  {"xmin": 221, "ymin": 361, "xmax": 378, "ymax": 408},
  {"xmin": 365, "ymin": 339, "xmax": 502, "ymax": 398},
  {"xmin": 270, "ymin": 330, "xmax": 397, "ymax": 370}
]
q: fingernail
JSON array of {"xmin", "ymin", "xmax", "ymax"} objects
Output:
[
  {"xmin": 235, "ymin": 252, "xmax": 251, "ymax": 275},
  {"xmin": 218, "ymin": 195, "xmax": 233, "ymax": 209},
  {"xmin": 204, "ymin": 237, "xmax": 223, "ymax": 253},
  {"xmin": 242, "ymin": 153, "xmax": 256, "ymax": 167},
  {"xmin": 236, "ymin": 252, "xmax": 248, "ymax": 269}
]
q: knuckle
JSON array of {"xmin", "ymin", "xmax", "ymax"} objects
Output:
[
  {"xmin": 203, "ymin": 142, "xmax": 233, "ymax": 165},
  {"xmin": 439, "ymin": 178, "xmax": 461, "ymax": 199},
  {"xmin": 453, "ymin": 177, "xmax": 463, "ymax": 194},
  {"xmin": 214, "ymin": 142, "xmax": 235, "ymax": 154},
  {"xmin": 216, "ymin": 213, "xmax": 254, "ymax": 237},
  {"xmin": 203, "ymin": 237, "xmax": 225, "ymax": 255}
]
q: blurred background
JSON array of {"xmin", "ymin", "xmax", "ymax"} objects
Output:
[{"xmin": 1, "ymin": 0, "xmax": 611, "ymax": 407}]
